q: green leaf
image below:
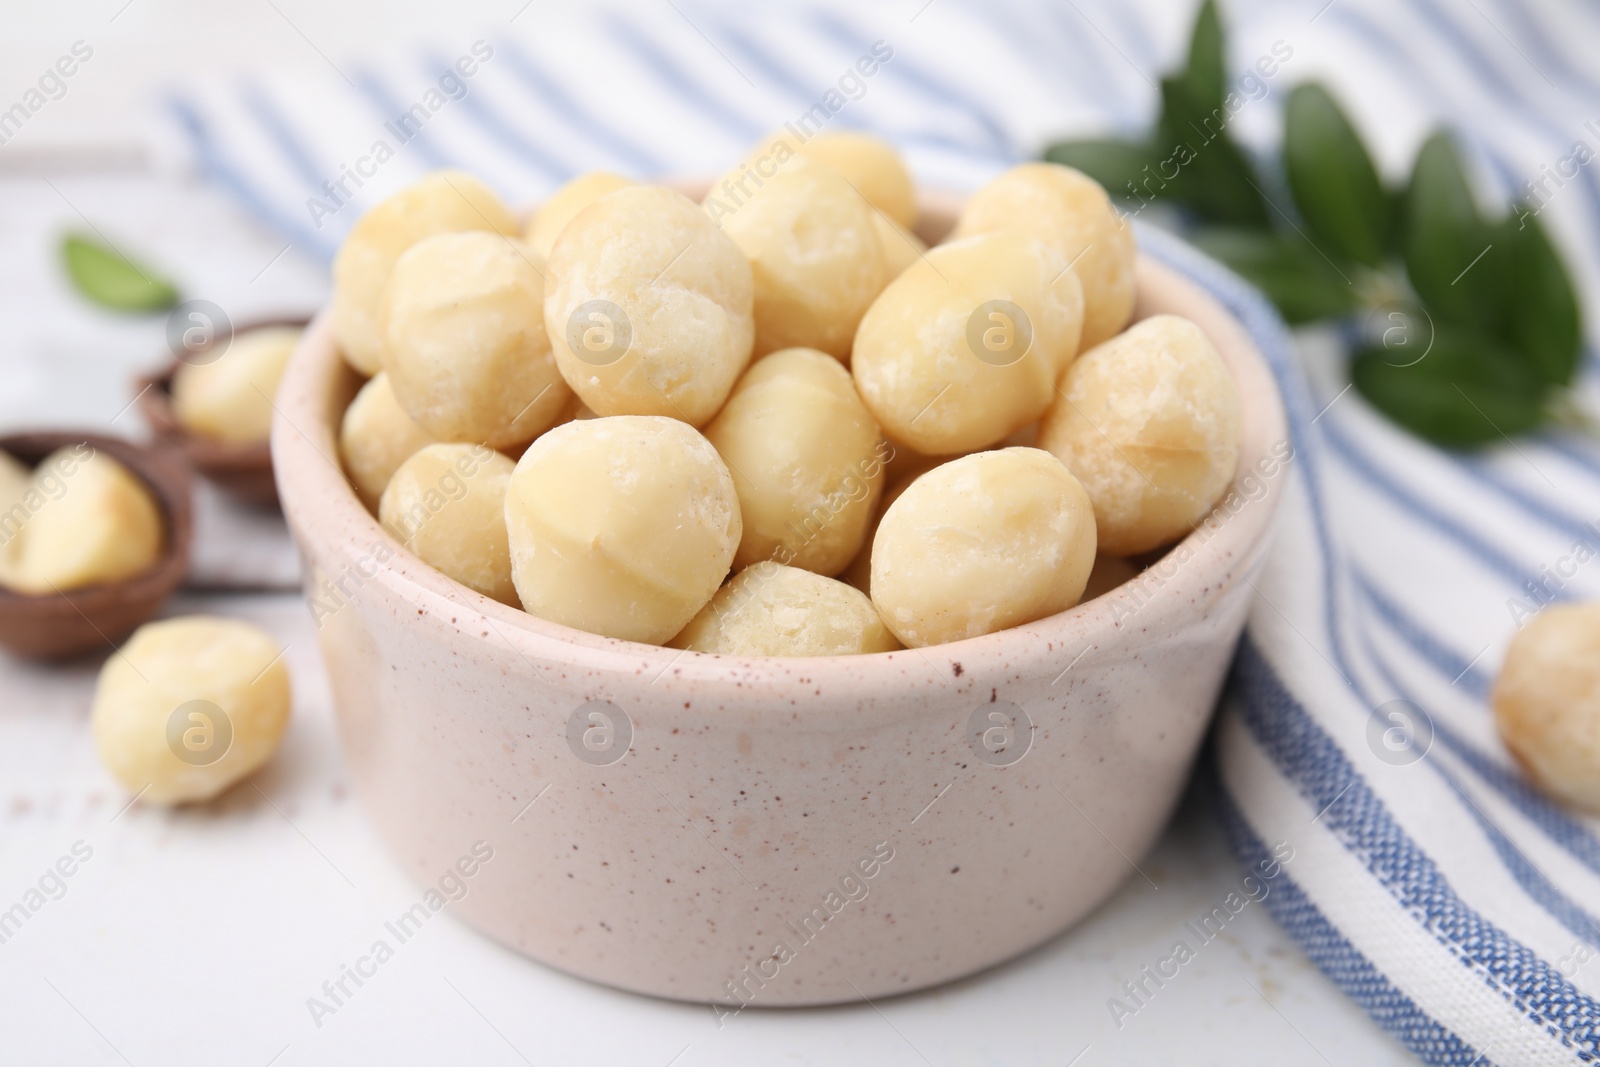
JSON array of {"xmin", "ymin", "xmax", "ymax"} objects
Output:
[
  {"xmin": 1179, "ymin": 0, "xmax": 1226, "ymax": 113},
  {"xmin": 1191, "ymin": 227, "xmax": 1360, "ymax": 322},
  {"xmin": 1402, "ymin": 132, "xmax": 1499, "ymax": 331},
  {"xmin": 1500, "ymin": 207, "xmax": 1582, "ymax": 387},
  {"xmin": 1350, "ymin": 329, "xmax": 1547, "ymax": 448},
  {"xmin": 1283, "ymin": 83, "xmax": 1390, "ymax": 267},
  {"xmin": 1042, "ymin": 139, "xmax": 1160, "ymax": 200},
  {"xmin": 1156, "ymin": 76, "xmax": 1271, "ymax": 226},
  {"xmin": 61, "ymin": 233, "xmax": 180, "ymax": 313}
]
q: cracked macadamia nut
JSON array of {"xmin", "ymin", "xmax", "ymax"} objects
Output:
[
  {"xmin": 382, "ymin": 231, "xmax": 572, "ymax": 450},
  {"xmin": 545, "ymin": 185, "xmax": 754, "ymax": 427},
  {"xmin": 1493, "ymin": 603, "xmax": 1600, "ymax": 812},
  {"xmin": 505, "ymin": 416, "xmax": 741, "ymax": 644},
  {"xmin": 852, "ymin": 232, "xmax": 1084, "ymax": 456},
  {"xmin": 524, "ymin": 171, "xmax": 633, "ymax": 262},
  {"xmin": 380, "ymin": 444, "xmax": 518, "ymax": 606},
  {"xmin": 952, "ymin": 162, "xmax": 1136, "ymax": 349},
  {"xmin": 333, "ymin": 171, "xmax": 518, "ymax": 376},
  {"xmin": 339, "ymin": 372, "xmax": 435, "ymax": 511},
  {"xmin": 2, "ymin": 446, "xmax": 163, "ymax": 595},
  {"xmin": 1039, "ymin": 314, "xmax": 1241, "ymax": 556},
  {"xmin": 171, "ymin": 325, "xmax": 302, "ymax": 444},
  {"xmin": 706, "ymin": 157, "xmax": 888, "ymax": 360},
  {"xmin": 750, "ymin": 130, "xmax": 917, "ymax": 229},
  {"xmin": 92, "ymin": 617, "xmax": 290, "ymax": 805},
  {"xmin": 671, "ymin": 561, "xmax": 900, "ymax": 656},
  {"xmin": 871, "ymin": 448, "xmax": 1096, "ymax": 647},
  {"xmin": 704, "ymin": 348, "xmax": 886, "ymax": 576}
]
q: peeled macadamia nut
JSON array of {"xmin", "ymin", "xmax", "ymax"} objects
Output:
[
  {"xmin": 672, "ymin": 561, "xmax": 900, "ymax": 656},
  {"xmin": 91, "ymin": 616, "xmax": 291, "ymax": 805},
  {"xmin": 171, "ymin": 325, "xmax": 301, "ymax": 444},
  {"xmin": 873, "ymin": 213, "xmax": 926, "ymax": 282},
  {"xmin": 4, "ymin": 446, "xmax": 163, "ymax": 594},
  {"xmin": 871, "ymin": 448, "xmax": 1096, "ymax": 647},
  {"xmin": 751, "ymin": 130, "xmax": 917, "ymax": 228},
  {"xmin": 383, "ymin": 231, "xmax": 572, "ymax": 450},
  {"xmin": 524, "ymin": 171, "xmax": 633, "ymax": 261},
  {"xmin": 836, "ymin": 453, "xmax": 931, "ymax": 597},
  {"xmin": 546, "ymin": 185, "xmax": 754, "ymax": 427},
  {"xmin": 505, "ymin": 416, "xmax": 741, "ymax": 644},
  {"xmin": 705, "ymin": 348, "xmax": 885, "ymax": 575},
  {"xmin": 1039, "ymin": 314, "xmax": 1241, "ymax": 556},
  {"xmin": 380, "ymin": 444, "xmax": 518, "ymax": 605},
  {"xmin": 0, "ymin": 450, "xmax": 29, "ymax": 586},
  {"xmin": 852, "ymin": 232, "xmax": 1084, "ymax": 456},
  {"xmin": 1493, "ymin": 603, "xmax": 1600, "ymax": 812},
  {"xmin": 332, "ymin": 171, "xmax": 519, "ymax": 375},
  {"xmin": 339, "ymin": 372, "xmax": 435, "ymax": 511},
  {"xmin": 952, "ymin": 162, "xmax": 1136, "ymax": 349},
  {"xmin": 707, "ymin": 158, "xmax": 888, "ymax": 360}
]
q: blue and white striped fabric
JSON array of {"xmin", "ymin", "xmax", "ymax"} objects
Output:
[{"xmin": 161, "ymin": 1, "xmax": 1600, "ymax": 1061}]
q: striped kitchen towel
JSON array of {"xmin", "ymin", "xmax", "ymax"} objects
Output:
[{"xmin": 161, "ymin": 0, "xmax": 1600, "ymax": 1061}]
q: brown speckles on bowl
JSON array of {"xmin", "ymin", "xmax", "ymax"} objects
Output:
[{"xmin": 0, "ymin": 431, "xmax": 192, "ymax": 660}]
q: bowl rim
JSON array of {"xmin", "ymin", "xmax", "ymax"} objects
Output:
[{"xmin": 272, "ymin": 196, "xmax": 1288, "ymax": 716}]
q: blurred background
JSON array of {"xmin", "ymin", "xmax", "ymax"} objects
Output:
[{"xmin": 2, "ymin": 0, "xmax": 1595, "ymax": 1063}]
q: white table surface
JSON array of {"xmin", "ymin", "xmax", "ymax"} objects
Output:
[{"xmin": 0, "ymin": 3, "xmax": 1418, "ymax": 1061}]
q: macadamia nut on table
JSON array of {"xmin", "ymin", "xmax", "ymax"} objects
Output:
[
  {"xmin": 852, "ymin": 231, "xmax": 1083, "ymax": 456},
  {"xmin": 382, "ymin": 230, "xmax": 572, "ymax": 450},
  {"xmin": 1493, "ymin": 603, "xmax": 1600, "ymax": 812},
  {"xmin": 953, "ymin": 161, "xmax": 1137, "ymax": 349},
  {"xmin": 704, "ymin": 348, "xmax": 886, "ymax": 576},
  {"xmin": 706, "ymin": 157, "xmax": 888, "ymax": 361},
  {"xmin": 1039, "ymin": 314, "xmax": 1241, "ymax": 556},
  {"xmin": 92, "ymin": 616, "xmax": 291, "ymax": 805},
  {"xmin": 332, "ymin": 171, "xmax": 519, "ymax": 376},
  {"xmin": 671, "ymin": 561, "xmax": 901, "ymax": 656},
  {"xmin": 339, "ymin": 372, "xmax": 435, "ymax": 511},
  {"xmin": 380, "ymin": 443, "xmax": 518, "ymax": 606},
  {"xmin": 545, "ymin": 185, "xmax": 754, "ymax": 427},
  {"xmin": 171, "ymin": 325, "xmax": 301, "ymax": 444},
  {"xmin": 870, "ymin": 448, "xmax": 1097, "ymax": 648},
  {"xmin": 504, "ymin": 416, "xmax": 742, "ymax": 644}
]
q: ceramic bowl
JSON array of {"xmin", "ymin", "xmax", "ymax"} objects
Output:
[
  {"xmin": 136, "ymin": 315, "xmax": 311, "ymax": 508},
  {"xmin": 0, "ymin": 431, "xmax": 192, "ymax": 659},
  {"xmin": 271, "ymin": 193, "xmax": 1287, "ymax": 1006}
]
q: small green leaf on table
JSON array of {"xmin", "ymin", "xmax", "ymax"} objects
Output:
[{"xmin": 61, "ymin": 233, "xmax": 181, "ymax": 313}]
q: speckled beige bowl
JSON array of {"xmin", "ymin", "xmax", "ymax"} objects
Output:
[{"xmin": 273, "ymin": 192, "xmax": 1287, "ymax": 1007}]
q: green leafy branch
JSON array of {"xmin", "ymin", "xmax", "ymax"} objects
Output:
[{"xmin": 1044, "ymin": 0, "xmax": 1585, "ymax": 448}]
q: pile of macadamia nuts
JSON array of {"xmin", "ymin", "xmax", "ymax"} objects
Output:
[{"xmin": 333, "ymin": 137, "xmax": 1245, "ymax": 657}]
